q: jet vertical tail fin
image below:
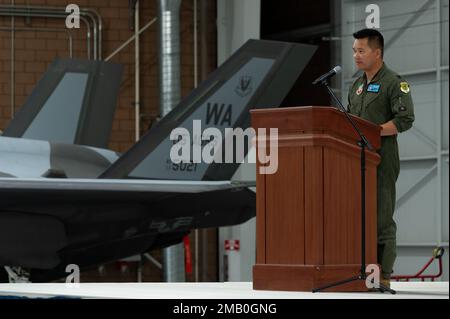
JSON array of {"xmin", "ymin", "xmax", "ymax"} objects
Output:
[
  {"xmin": 2, "ymin": 58, "xmax": 123, "ymax": 148},
  {"xmin": 100, "ymin": 39, "xmax": 317, "ymax": 181}
]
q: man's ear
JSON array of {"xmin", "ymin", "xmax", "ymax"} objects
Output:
[{"xmin": 376, "ymin": 48, "xmax": 382, "ymax": 59}]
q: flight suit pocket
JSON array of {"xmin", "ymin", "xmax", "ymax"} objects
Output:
[
  {"xmin": 364, "ymin": 91, "xmax": 381, "ymax": 107},
  {"xmin": 349, "ymin": 94, "xmax": 362, "ymax": 115},
  {"xmin": 364, "ymin": 94, "xmax": 390, "ymax": 124}
]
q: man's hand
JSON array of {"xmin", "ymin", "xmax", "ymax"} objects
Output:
[{"xmin": 380, "ymin": 121, "xmax": 398, "ymax": 136}]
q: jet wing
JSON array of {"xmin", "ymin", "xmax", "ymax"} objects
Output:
[
  {"xmin": 0, "ymin": 177, "xmax": 256, "ymax": 280},
  {"xmin": 0, "ymin": 177, "xmax": 254, "ymax": 203},
  {"xmin": 0, "ymin": 178, "xmax": 254, "ymax": 193}
]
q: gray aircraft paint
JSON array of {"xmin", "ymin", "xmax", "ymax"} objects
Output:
[
  {"xmin": 22, "ymin": 73, "xmax": 89, "ymax": 143},
  {"xmin": 3, "ymin": 58, "xmax": 123, "ymax": 148},
  {"xmin": 86, "ymin": 146, "xmax": 120, "ymax": 164},
  {"xmin": 0, "ymin": 172, "xmax": 14, "ymax": 177},
  {"xmin": 129, "ymin": 57, "xmax": 275, "ymax": 180},
  {"xmin": 0, "ymin": 137, "xmax": 51, "ymax": 177},
  {"xmin": 49, "ymin": 144, "xmax": 117, "ymax": 178},
  {"xmin": 0, "ymin": 178, "xmax": 253, "ymax": 193},
  {"xmin": 0, "ymin": 137, "xmax": 117, "ymax": 178}
]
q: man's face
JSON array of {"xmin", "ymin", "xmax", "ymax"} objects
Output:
[{"xmin": 352, "ymin": 38, "xmax": 381, "ymax": 71}]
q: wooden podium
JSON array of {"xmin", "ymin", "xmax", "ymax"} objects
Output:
[{"xmin": 251, "ymin": 106, "xmax": 381, "ymax": 292}]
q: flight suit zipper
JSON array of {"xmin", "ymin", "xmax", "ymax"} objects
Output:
[
  {"xmin": 362, "ymin": 78, "xmax": 376, "ymax": 116},
  {"xmin": 360, "ymin": 81, "xmax": 367, "ymax": 116}
]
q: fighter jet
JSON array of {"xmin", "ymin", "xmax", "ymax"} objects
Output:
[{"xmin": 0, "ymin": 39, "xmax": 317, "ymax": 282}]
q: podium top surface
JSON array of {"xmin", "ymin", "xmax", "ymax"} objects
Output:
[{"xmin": 250, "ymin": 106, "xmax": 381, "ymax": 150}]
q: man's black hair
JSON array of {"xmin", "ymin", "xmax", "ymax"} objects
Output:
[{"xmin": 353, "ymin": 28, "xmax": 384, "ymax": 58}]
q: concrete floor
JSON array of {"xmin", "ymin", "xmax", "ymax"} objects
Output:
[{"xmin": 0, "ymin": 281, "xmax": 448, "ymax": 299}]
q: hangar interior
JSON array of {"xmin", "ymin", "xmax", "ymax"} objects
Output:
[{"xmin": 0, "ymin": 0, "xmax": 448, "ymax": 283}]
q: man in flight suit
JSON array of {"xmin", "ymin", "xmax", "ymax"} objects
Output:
[{"xmin": 347, "ymin": 29, "xmax": 415, "ymax": 288}]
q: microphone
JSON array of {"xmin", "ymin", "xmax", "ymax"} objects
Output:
[{"xmin": 312, "ymin": 66, "xmax": 342, "ymax": 85}]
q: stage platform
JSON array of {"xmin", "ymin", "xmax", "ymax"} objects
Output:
[{"xmin": 0, "ymin": 281, "xmax": 448, "ymax": 299}]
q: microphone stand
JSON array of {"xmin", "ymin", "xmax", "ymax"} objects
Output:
[{"xmin": 311, "ymin": 79, "xmax": 396, "ymax": 294}]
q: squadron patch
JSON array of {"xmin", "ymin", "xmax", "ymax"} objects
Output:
[
  {"xmin": 400, "ymin": 82, "xmax": 410, "ymax": 94},
  {"xmin": 356, "ymin": 83, "xmax": 364, "ymax": 95}
]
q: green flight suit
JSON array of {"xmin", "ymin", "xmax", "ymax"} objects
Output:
[{"xmin": 347, "ymin": 63, "xmax": 415, "ymax": 279}]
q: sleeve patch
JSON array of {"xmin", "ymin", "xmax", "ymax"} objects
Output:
[{"xmin": 400, "ymin": 82, "xmax": 410, "ymax": 94}]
